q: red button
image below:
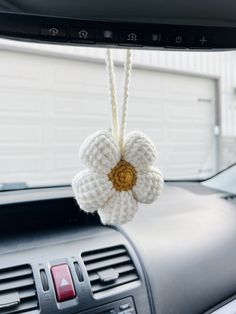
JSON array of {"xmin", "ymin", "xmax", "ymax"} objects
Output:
[{"xmin": 51, "ymin": 264, "xmax": 76, "ymax": 302}]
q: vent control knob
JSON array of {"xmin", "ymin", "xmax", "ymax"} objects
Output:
[{"xmin": 97, "ymin": 268, "xmax": 119, "ymax": 283}]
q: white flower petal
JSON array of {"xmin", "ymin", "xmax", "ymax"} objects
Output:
[
  {"xmin": 98, "ymin": 191, "xmax": 138, "ymax": 225},
  {"xmin": 79, "ymin": 130, "xmax": 120, "ymax": 174},
  {"xmin": 132, "ymin": 168, "xmax": 164, "ymax": 204},
  {"xmin": 123, "ymin": 131, "xmax": 157, "ymax": 171},
  {"xmin": 72, "ymin": 169, "xmax": 115, "ymax": 213}
]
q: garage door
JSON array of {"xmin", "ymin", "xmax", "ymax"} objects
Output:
[{"xmin": 0, "ymin": 49, "xmax": 217, "ymax": 186}]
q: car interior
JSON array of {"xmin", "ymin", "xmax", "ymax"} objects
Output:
[{"xmin": 0, "ymin": 1, "xmax": 236, "ymax": 314}]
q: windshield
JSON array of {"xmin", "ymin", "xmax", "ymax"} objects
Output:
[{"xmin": 0, "ymin": 39, "xmax": 235, "ymax": 188}]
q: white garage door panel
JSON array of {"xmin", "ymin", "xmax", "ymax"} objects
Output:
[
  {"xmin": 0, "ymin": 50, "xmax": 217, "ymax": 185},
  {"xmin": 128, "ymin": 69, "xmax": 216, "ymax": 179},
  {"xmin": 0, "ymin": 155, "xmax": 43, "ymax": 173},
  {"xmin": 0, "ymin": 125, "xmax": 42, "ymax": 143},
  {"xmin": 53, "ymin": 96, "xmax": 109, "ymax": 117},
  {"xmin": 0, "ymin": 92, "xmax": 43, "ymax": 114},
  {"xmin": 169, "ymin": 102, "xmax": 213, "ymax": 121}
]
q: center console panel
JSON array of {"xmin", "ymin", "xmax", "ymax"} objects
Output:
[{"xmin": 0, "ymin": 223, "xmax": 151, "ymax": 314}]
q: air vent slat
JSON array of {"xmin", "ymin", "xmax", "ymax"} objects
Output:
[
  {"xmin": 82, "ymin": 247, "xmax": 127, "ymax": 262},
  {"xmin": 0, "ymin": 299, "xmax": 38, "ymax": 314},
  {"xmin": 0, "ymin": 268, "xmax": 32, "ymax": 281},
  {"xmin": 0, "ymin": 278, "xmax": 34, "ymax": 292},
  {"xmin": 115, "ymin": 264, "xmax": 135, "ymax": 273},
  {"xmin": 82, "ymin": 245, "xmax": 139, "ymax": 296},
  {"xmin": 0, "ymin": 265, "xmax": 39, "ymax": 314},
  {"xmin": 85, "ymin": 255, "xmax": 131, "ymax": 272},
  {"xmin": 19, "ymin": 288, "xmax": 36, "ymax": 299}
]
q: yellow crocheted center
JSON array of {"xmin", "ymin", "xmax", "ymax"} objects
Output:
[{"xmin": 108, "ymin": 160, "xmax": 137, "ymax": 191}]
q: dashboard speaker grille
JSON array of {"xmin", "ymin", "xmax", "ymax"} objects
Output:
[
  {"xmin": 0, "ymin": 264, "xmax": 39, "ymax": 313},
  {"xmin": 82, "ymin": 245, "xmax": 139, "ymax": 296}
]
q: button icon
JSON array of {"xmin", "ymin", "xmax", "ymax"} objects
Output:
[
  {"xmin": 61, "ymin": 278, "xmax": 69, "ymax": 286},
  {"xmin": 192, "ymin": 33, "xmax": 211, "ymax": 48},
  {"xmin": 127, "ymin": 33, "xmax": 138, "ymax": 41},
  {"xmin": 71, "ymin": 28, "xmax": 95, "ymax": 43},
  {"xmin": 175, "ymin": 35, "xmax": 182, "ymax": 44},
  {"xmin": 104, "ymin": 30, "xmax": 113, "ymax": 39},
  {"xmin": 78, "ymin": 29, "xmax": 88, "ymax": 39},
  {"xmin": 152, "ymin": 33, "xmax": 162, "ymax": 42},
  {"xmin": 40, "ymin": 26, "xmax": 67, "ymax": 40},
  {"xmin": 169, "ymin": 32, "xmax": 187, "ymax": 47},
  {"xmin": 48, "ymin": 27, "xmax": 59, "ymax": 36},
  {"xmin": 200, "ymin": 36, "xmax": 207, "ymax": 45},
  {"xmin": 119, "ymin": 31, "xmax": 142, "ymax": 46}
]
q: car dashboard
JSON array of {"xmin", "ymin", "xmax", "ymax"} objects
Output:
[{"xmin": 0, "ymin": 182, "xmax": 236, "ymax": 314}]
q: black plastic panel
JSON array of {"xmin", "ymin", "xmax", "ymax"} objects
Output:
[
  {"xmin": 1, "ymin": 12, "xmax": 236, "ymax": 49},
  {"xmin": 121, "ymin": 183, "xmax": 236, "ymax": 314},
  {"xmin": 2, "ymin": 0, "xmax": 236, "ymax": 28}
]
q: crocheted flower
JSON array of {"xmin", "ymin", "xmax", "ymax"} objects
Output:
[{"xmin": 72, "ymin": 130, "xmax": 163, "ymax": 225}]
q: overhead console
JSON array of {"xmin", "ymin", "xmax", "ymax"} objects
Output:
[
  {"xmin": 1, "ymin": 13, "xmax": 236, "ymax": 49},
  {"xmin": 1, "ymin": 0, "xmax": 236, "ymax": 49}
]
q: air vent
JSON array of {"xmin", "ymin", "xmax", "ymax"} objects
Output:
[
  {"xmin": 82, "ymin": 246, "xmax": 139, "ymax": 296},
  {"xmin": 0, "ymin": 264, "xmax": 39, "ymax": 314}
]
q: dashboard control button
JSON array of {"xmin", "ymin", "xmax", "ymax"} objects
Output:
[
  {"xmin": 175, "ymin": 35, "xmax": 183, "ymax": 44},
  {"xmin": 144, "ymin": 31, "xmax": 167, "ymax": 47},
  {"xmin": 97, "ymin": 29, "xmax": 117, "ymax": 43},
  {"xmin": 51, "ymin": 264, "xmax": 76, "ymax": 302},
  {"xmin": 193, "ymin": 33, "xmax": 212, "ymax": 47},
  {"xmin": 40, "ymin": 26, "xmax": 67, "ymax": 40},
  {"xmin": 104, "ymin": 30, "xmax": 114, "ymax": 39},
  {"xmin": 71, "ymin": 28, "xmax": 95, "ymax": 43},
  {"xmin": 119, "ymin": 30, "xmax": 143, "ymax": 46},
  {"xmin": 152, "ymin": 32, "xmax": 162, "ymax": 43},
  {"xmin": 200, "ymin": 36, "xmax": 208, "ymax": 45},
  {"xmin": 199, "ymin": 35, "xmax": 208, "ymax": 46},
  {"xmin": 168, "ymin": 32, "xmax": 188, "ymax": 47}
]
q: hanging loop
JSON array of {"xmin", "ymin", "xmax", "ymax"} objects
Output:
[
  {"xmin": 119, "ymin": 49, "xmax": 132, "ymax": 153},
  {"xmin": 106, "ymin": 49, "xmax": 119, "ymax": 143},
  {"xmin": 106, "ymin": 49, "xmax": 132, "ymax": 153}
]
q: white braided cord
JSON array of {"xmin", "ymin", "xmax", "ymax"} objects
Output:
[
  {"xmin": 119, "ymin": 49, "xmax": 132, "ymax": 153},
  {"xmin": 106, "ymin": 49, "xmax": 119, "ymax": 143},
  {"xmin": 106, "ymin": 49, "xmax": 132, "ymax": 152}
]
